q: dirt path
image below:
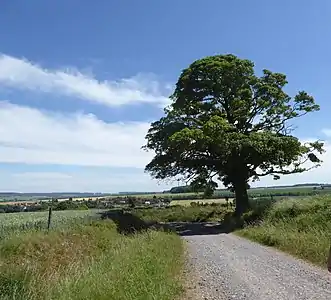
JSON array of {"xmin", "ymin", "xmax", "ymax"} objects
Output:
[{"xmin": 173, "ymin": 223, "xmax": 331, "ymax": 300}]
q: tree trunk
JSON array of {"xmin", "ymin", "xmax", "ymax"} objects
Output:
[{"xmin": 234, "ymin": 179, "xmax": 249, "ymax": 216}]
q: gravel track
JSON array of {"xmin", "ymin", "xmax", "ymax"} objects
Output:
[{"xmin": 184, "ymin": 232, "xmax": 331, "ymax": 300}]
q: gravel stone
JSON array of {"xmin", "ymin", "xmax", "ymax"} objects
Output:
[{"xmin": 184, "ymin": 232, "xmax": 331, "ymax": 300}]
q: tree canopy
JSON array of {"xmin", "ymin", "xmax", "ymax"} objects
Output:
[{"xmin": 143, "ymin": 54, "xmax": 324, "ymax": 215}]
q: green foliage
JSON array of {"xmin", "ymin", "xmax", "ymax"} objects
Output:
[
  {"xmin": 53, "ymin": 200, "xmax": 84, "ymax": 211},
  {"xmin": 203, "ymin": 185, "xmax": 215, "ymax": 198},
  {"xmin": 143, "ymin": 54, "xmax": 324, "ymax": 215},
  {"xmin": 131, "ymin": 203, "xmax": 230, "ymax": 223},
  {"xmin": 128, "ymin": 197, "xmax": 136, "ymax": 208},
  {"xmin": 169, "ymin": 185, "xmax": 195, "ymax": 193}
]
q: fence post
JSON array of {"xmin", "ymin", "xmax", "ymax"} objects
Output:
[{"xmin": 47, "ymin": 206, "xmax": 53, "ymax": 231}]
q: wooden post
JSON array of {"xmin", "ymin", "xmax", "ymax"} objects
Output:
[
  {"xmin": 47, "ymin": 206, "xmax": 53, "ymax": 231},
  {"xmin": 327, "ymin": 245, "xmax": 331, "ymax": 272}
]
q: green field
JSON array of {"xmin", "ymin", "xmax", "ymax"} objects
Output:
[
  {"xmin": 170, "ymin": 198, "xmax": 230, "ymax": 206},
  {"xmin": 0, "ymin": 209, "xmax": 102, "ymax": 238}
]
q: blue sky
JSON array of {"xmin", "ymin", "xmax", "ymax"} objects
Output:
[{"xmin": 0, "ymin": 0, "xmax": 330, "ymax": 192}]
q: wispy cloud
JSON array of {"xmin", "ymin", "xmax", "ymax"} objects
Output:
[
  {"xmin": 0, "ymin": 101, "xmax": 153, "ymax": 167},
  {"xmin": 322, "ymin": 128, "xmax": 331, "ymax": 137},
  {"xmin": 3, "ymin": 170, "xmax": 169, "ymax": 193},
  {"xmin": 0, "ymin": 54, "xmax": 171, "ymax": 107},
  {"xmin": 12, "ymin": 172, "xmax": 73, "ymax": 180}
]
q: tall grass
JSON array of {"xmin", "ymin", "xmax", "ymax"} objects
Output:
[
  {"xmin": 237, "ymin": 195, "xmax": 331, "ymax": 267},
  {"xmin": 0, "ymin": 220, "xmax": 184, "ymax": 300}
]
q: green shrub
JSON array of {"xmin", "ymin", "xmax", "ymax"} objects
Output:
[{"xmin": 131, "ymin": 203, "xmax": 230, "ymax": 223}]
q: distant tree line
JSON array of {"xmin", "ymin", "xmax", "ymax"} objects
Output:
[
  {"xmin": 0, "ymin": 196, "xmax": 172, "ymax": 214},
  {"xmin": 166, "ymin": 185, "xmax": 331, "ymax": 199},
  {"xmin": 0, "ymin": 199, "xmax": 111, "ymax": 214}
]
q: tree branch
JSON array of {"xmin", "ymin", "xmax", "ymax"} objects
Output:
[{"xmin": 254, "ymin": 164, "xmax": 319, "ymax": 177}]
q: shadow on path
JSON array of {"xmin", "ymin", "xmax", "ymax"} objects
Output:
[
  {"xmin": 100, "ymin": 209, "xmax": 156, "ymax": 234},
  {"xmin": 99, "ymin": 209, "xmax": 239, "ymax": 236},
  {"xmin": 159, "ymin": 221, "xmax": 234, "ymax": 236}
]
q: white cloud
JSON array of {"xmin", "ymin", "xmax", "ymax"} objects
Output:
[
  {"xmin": 0, "ymin": 100, "xmax": 329, "ymax": 191},
  {"xmin": 0, "ymin": 54, "xmax": 171, "ymax": 107},
  {"xmin": 0, "ymin": 101, "xmax": 153, "ymax": 168}
]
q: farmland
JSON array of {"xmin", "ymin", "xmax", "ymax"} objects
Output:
[
  {"xmin": 0, "ymin": 209, "xmax": 101, "ymax": 239},
  {"xmin": 1, "ymin": 184, "xmax": 331, "ymax": 217},
  {"xmin": 1, "ymin": 184, "xmax": 331, "ymax": 205},
  {"xmin": 1, "ymin": 191, "xmax": 331, "ymax": 299}
]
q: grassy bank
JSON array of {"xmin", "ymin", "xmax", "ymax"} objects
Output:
[
  {"xmin": 237, "ymin": 195, "xmax": 331, "ymax": 267},
  {"xmin": 0, "ymin": 219, "xmax": 184, "ymax": 300}
]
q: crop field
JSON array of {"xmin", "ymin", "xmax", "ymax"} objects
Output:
[
  {"xmin": 0, "ymin": 209, "xmax": 102, "ymax": 238},
  {"xmin": 68, "ymin": 192, "xmax": 199, "ymax": 200},
  {"xmin": 170, "ymin": 198, "xmax": 231, "ymax": 206}
]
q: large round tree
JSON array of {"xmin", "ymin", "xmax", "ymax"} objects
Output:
[{"xmin": 143, "ymin": 54, "xmax": 324, "ymax": 216}]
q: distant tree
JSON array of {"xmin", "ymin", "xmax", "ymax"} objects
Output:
[
  {"xmin": 169, "ymin": 186, "xmax": 191, "ymax": 193},
  {"xmin": 203, "ymin": 186, "xmax": 214, "ymax": 198},
  {"xmin": 143, "ymin": 54, "xmax": 324, "ymax": 216},
  {"xmin": 225, "ymin": 196, "xmax": 229, "ymax": 208},
  {"xmin": 128, "ymin": 197, "xmax": 135, "ymax": 208}
]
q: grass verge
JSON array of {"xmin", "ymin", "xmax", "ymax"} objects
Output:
[
  {"xmin": 236, "ymin": 195, "xmax": 331, "ymax": 267},
  {"xmin": 0, "ymin": 220, "xmax": 184, "ymax": 300}
]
